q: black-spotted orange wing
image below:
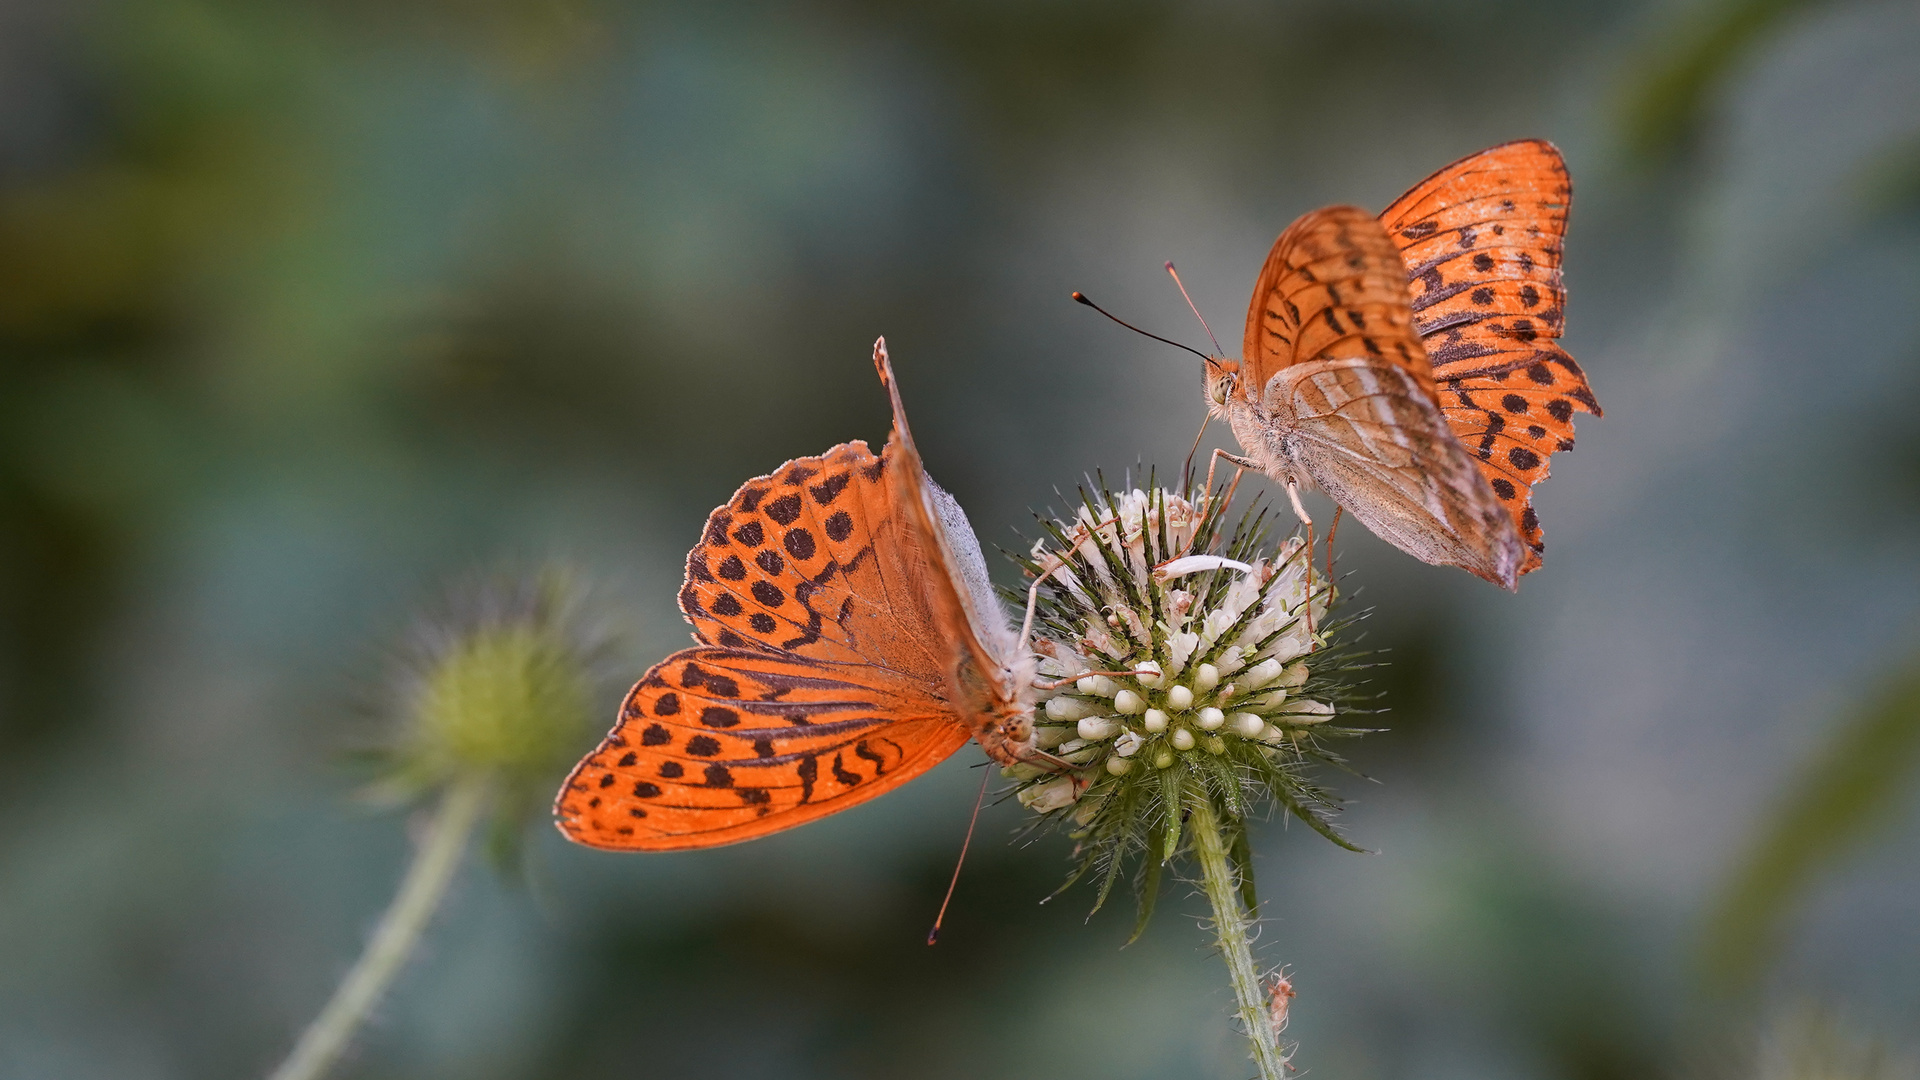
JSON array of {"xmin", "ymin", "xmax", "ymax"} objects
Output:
[
  {"xmin": 1379, "ymin": 139, "xmax": 1603, "ymax": 575},
  {"xmin": 555, "ymin": 340, "xmax": 1035, "ymax": 850}
]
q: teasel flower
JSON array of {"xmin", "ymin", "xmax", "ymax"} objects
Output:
[
  {"xmin": 271, "ymin": 567, "xmax": 614, "ymax": 1080},
  {"xmin": 1006, "ymin": 480, "xmax": 1370, "ymax": 1080}
]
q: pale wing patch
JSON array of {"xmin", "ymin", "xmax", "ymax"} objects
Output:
[{"xmin": 1281, "ymin": 358, "xmax": 1523, "ymax": 589}]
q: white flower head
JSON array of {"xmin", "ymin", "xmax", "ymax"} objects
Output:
[{"xmin": 1009, "ymin": 482, "xmax": 1366, "ymax": 883}]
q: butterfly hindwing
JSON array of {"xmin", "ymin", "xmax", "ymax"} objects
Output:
[
  {"xmin": 1378, "ymin": 139, "xmax": 1602, "ymax": 573},
  {"xmin": 555, "ymin": 647, "xmax": 969, "ymax": 850},
  {"xmin": 1283, "ymin": 357, "xmax": 1523, "ymax": 587}
]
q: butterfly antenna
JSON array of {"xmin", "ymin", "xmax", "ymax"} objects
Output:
[
  {"xmin": 1072, "ymin": 293, "xmax": 1214, "ymax": 365},
  {"xmin": 1165, "ymin": 262, "xmax": 1223, "ymax": 356},
  {"xmin": 927, "ymin": 766, "xmax": 992, "ymax": 945}
]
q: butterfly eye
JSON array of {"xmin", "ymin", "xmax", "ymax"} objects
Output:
[{"xmin": 1208, "ymin": 373, "xmax": 1233, "ymax": 406}]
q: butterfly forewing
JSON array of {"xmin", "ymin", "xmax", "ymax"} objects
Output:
[
  {"xmin": 1378, "ymin": 139, "xmax": 1602, "ymax": 573},
  {"xmin": 558, "ymin": 439, "xmax": 970, "ymax": 851},
  {"xmin": 1241, "ymin": 206, "xmax": 1432, "ymax": 393},
  {"xmin": 683, "ymin": 440, "xmax": 942, "ymax": 680}
]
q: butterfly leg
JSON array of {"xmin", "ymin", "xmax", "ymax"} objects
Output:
[
  {"xmin": 1203, "ymin": 447, "xmax": 1260, "ymax": 503},
  {"xmin": 1284, "ymin": 482, "xmax": 1317, "ymax": 638},
  {"xmin": 1324, "ymin": 504, "xmax": 1342, "ymax": 590}
]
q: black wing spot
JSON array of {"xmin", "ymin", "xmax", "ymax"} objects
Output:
[
  {"xmin": 717, "ymin": 555, "xmax": 746, "ymax": 580},
  {"xmin": 784, "ymin": 528, "xmax": 817, "ymax": 560},
  {"xmin": 704, "ymin": 512, "xmax": 732, "ymax": 547},
  {"xmin": 1491, "ymin": 478, "xmax": 1516, "ymax": 500},
  {"xmin": 699, "ymin": 706, "xmax": 740, "ymax": 728},
  {"xmin": 686, "ymin": 735, "xmax": 721, "ymax": 757},
  {"xmin": 655, "ymin": 692, "xmax": 680, "ymax": 716},
  {"xmin": 749, "ymin": 612, "xmax": 776, "ymax": 634},
  {"xmin": 598, "ymin": 773, "xmax": 616, "ymax": 788},
  {"xmin": 633, "ymin": 781, "xmax": 661, "ymax": 798},
  {"xmin": 783, "ymin": 465, "xmax": 819, "ymax": 487},
  {"xmin": 810, "ymin": 473, "xmax": 850, "ymax": 505},
  {"xmin": 767, "ymin": 494, "xmax": 803, "ymax": 525},
  {"xmin": 659, "ymin": 761, "xmax": 684, "ymax": 778},
  {"xmin": 751, "ymin": 580, "xmax": 786, "ymax": 607},
  {"xmin": 732, "ymin": 520, "xmax": 765, "ymax": 547},
  {"xmin": 617, "ymin": 751, "xmax": 637, "ymax": 767},
  {"xmin": 825, "ymin": 511, "xmax": 854, "ymax": 542},
  {"xmin": 1526, "ymin": 363, "xmax": 1554, "ymax": 385},
  {"xmin": 703, "ymin": 764, "xmax": 733, "ymax": 788},
  {"xmin": 737, "ymin": 486, "xmax": 768, "ymax": 512},
  {"xmin": 1400, "ymin": 220, "xmax": 1437, "ymax": 240},
  {"xmin": 1501, "ymin": 394, "xmax": 1528, "ymax": 414},
  {"xmin": 642, "ymin": 724, "xmax": 671, "ymax": 746},
  {"xmin": 755, "ymin": 549, "xmax": 784, "ymax": 575},
  {"xmin": 712, "ymin": 593, "xmax": 743, "ymax": 617},
  {"xmin": 1471, "ymin": 287, "xmax": 1495, "ymax": 306},
  {"xmin": 1509, "ymin": 446, "xmax": 1541, "ymax": 470},
  {"xmin": 1472, "ymin": 253, "xmax": 1494, "ymax": 272},
  {"xmin": 1519, "ymin": 285, "xmax": 1540, "ymax": 308}
]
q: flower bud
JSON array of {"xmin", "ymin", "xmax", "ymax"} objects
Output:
[
  {"xmin": 1113, "ymin": 689, "xmax": 1146, "ymax": 715},
  {"xmin": 1276, "ymin": 661, "xmax": 1309, "ymax": 688},
  {"xmin": 1170, "ymin": 727, "xmax": 1196, "ymax": 751},
  {"xmin": 1018, "ymin": 776, "xmax": 1081, "ymax": 813},
  {"xmin": 1077, "ymin": 715, "xmax": 1122, "ymax": 740},
  {"xmin": 1134, "ymin": 660, "xmax": 1164, "ymax": 688},
  {"xmin": 1167, "ymin": 684, "xmax": 1195, "ymax": 710},
  {"xmin": 1033, "ymin": 724, "xmax": 1073, "ymax": 749},
  {"xmin": 1152, "ymin": 749, "xmax": 1175, "ymax": 768},
  {"xmin": 1244, "ymin": 658, "xmax": 1284, "ymax": 688},
  {"xmin": 1106, "ymin": 756, "xmax": 1134, "ymax": 776},
  {"xmin": 1203, "ymin": 735, "xmax": 1227, "ymax": 755},
  {"xmin": 1275, "ymin": 700, "xmax": 1334, "ymax": 724},
  {"xmin": 1229, "ymin": 712, "xmax": 1266, "ymax": 738},
  {"xmin": 1142, "ymin": 708, "xmax": 1168, "ymax": 733},
  {"xmin": 1195, "ymin": 663, "xmax": 1221, "ymax": 691},
  {"xmin": 1045, "ymin": 696, "xmax": 1097, "ymax": 722},
  {"xmin": 1197, "ymin": 707, "xmax": 1225, "ymax": 731}
]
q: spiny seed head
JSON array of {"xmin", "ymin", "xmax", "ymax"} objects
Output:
[
  {"xmin": 368, "ymin": 567, "xmax": 616, "ymax": 863},
  {"xmin": 1005, "ymin": 481, "xmax": 1372, "ymax": 919}
]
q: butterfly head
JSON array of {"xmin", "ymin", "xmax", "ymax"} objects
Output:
[
  {"xmin": 1203, "ymin": 356, "xmax": 1240, "ymax": 415},
  {"xmin": 972, "ymin": 696, "xmax": 1036, "ymax": 765}
]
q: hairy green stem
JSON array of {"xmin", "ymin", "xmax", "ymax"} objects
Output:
[
  {"xmin": 267, "ymin": 777, "xmax": 489, "ymax": 1080},
  {"xmin": 1189, "ymin": 789, "xmax": 1286, "ymax": 1080}
]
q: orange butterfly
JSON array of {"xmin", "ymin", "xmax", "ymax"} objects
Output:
[
  {"xmin": 1203, "ymin": 140, "xmax": 1602, "ymax": 589},
  {"xmin": 555, "ymin": 339, "xmax": 1040, "ymax": 850}
]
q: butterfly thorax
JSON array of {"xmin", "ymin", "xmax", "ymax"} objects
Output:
[{"xmin": 1214, "ymin": 362, "xmax": 1310, "ymax": 491}]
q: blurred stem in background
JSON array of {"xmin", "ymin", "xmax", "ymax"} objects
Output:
[
  {"xmin": 268, "ymin": 777, "xmax": 489, "ymax": 1080},
  {"xmin": 1617, "ymin": 0, "xmax": 1834, "ymax": 161},
  {"xmin": 266, "ymin": 568, "xmax": 609, "ymax": 1080},
  {"xmin": 1700, "ymin": 656, "xmax": 1920, "ymax": 993}
]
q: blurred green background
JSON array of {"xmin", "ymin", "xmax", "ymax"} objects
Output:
[{"xmin": 3, "ymin": 1, "xmax": 1918, "ymax": 1077}]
